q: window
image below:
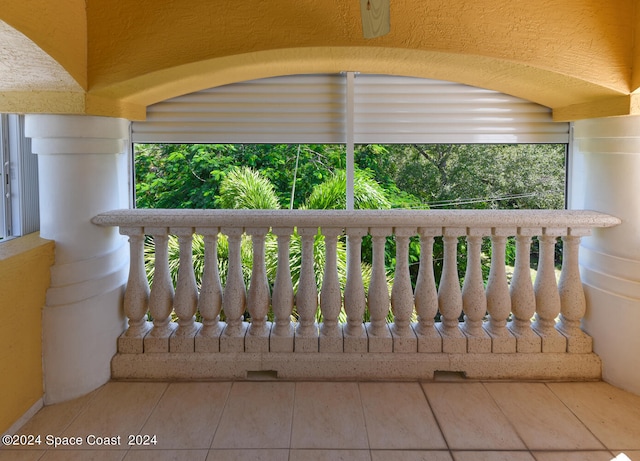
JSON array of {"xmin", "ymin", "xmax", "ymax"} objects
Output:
[
  {"xmin": 133, "ymin": 143, "xmax": 566, "ymax": 211},
  {"xmin": 130, "ymin": 73, "xmax": 570, "ymax": 211},
  {"xmin": 0, "ymin": 114, "xmax": 39, "ymax": 241}
]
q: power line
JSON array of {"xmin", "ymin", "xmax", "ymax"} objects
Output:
[{"xmin": 397, "ymin": 190, "xmax": 563, "ymax": 209}]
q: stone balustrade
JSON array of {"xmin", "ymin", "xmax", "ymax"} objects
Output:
[{"xmin": 92, "ymin": 209, "xmax": 620, "ymax": 381}]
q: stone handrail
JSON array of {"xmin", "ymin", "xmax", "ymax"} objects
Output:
[{"xmin": 92, "ymin": 209, "xmax": 620, "ymax": 358}]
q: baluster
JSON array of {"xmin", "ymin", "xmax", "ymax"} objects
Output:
[
  {"xmin": 319, "ymin": 228, "xmax": 343, "ymax": 352},
  {"xmin": 170, "ymin": 227, "xmax": 201, "ymax": 352},
  {"xmin": 532, "ymin": 228, "xmax": 567, "ymax": 352},
  {"xmin": 195, "ymin": 228, "xmax": 224, "ymax": 352},
  {"xmin": 343, "ymin": 227, "xmax": 368, "ymax": 352},
  {"xmin": 144, "ymin": 227, "xmax": 177, "ymax": 352},
  {"xmin": 220, "ymin": 227, "xmax": 248, "ymax": 352},
  {"xmin": 507, "ymin": 228, "xmax": 541, "ymax": 352},
  {"xmin": 556, "ymin": 229, "xmax": 592, "ymax": 353},
  {"xmin": 414, "ymin": 228, "xmax": 442, "ymax": 352},
  {"xmin": 366, "ymin": 228, "xmax": 392, "ymax": 352},
  {"xmin": 391, "ymin": 227, "xmax": 418, "ymax": 352},
  {"xmin": 436, "ymin": 227, "xmax": 466, "ymax": 353},
  {"xmin": 461, "ymin": 229, "xmax": 491, "ymax": 353},
  {"xmin": 271, "ymin": 227, "xmax": 295, "ymax": 352},
  {"xmin": 484, "ymin": 229, "xmax": 516, "ymax": 353},
  {"xmin": 245, "ymin": 227, "xmax": 271, "ymax": 352},
  {"xmin": 295, "ymin": 227, "xmax": 319, "ymax": 352},
  {"xmin": 118, "ymin": 227, "xmax": 152, "ymax": 354}
]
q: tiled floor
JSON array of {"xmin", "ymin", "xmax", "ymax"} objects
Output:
[{"xmin": 2, "ymin": 380, "xmax": 640, "ymax": 461}]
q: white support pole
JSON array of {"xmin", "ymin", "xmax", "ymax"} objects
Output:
[
  {"xmin": 573, "ymin": 115, "xmax": 640, "ymax": 395},
  {"xmin": 346, "ymin": 71, "xmax": 355, "ymax": 211},
  {"xmin": 25, "ymin": 114, "xmax": 130, "ymax": 404}
]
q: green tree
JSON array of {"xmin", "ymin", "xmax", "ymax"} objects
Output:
[
  {"xmin": 302, "ymin": 169, "xmax": 391, "ymax": 210},
  {"xmin": 391, "ymin": 144, "xmax": 565, "ymax": 210},
  {"xmin": 217, "ymin": 167, "xmax": 281, "ymax": 209}
]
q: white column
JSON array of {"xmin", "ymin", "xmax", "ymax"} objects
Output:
[
  {"xmin": 25, "ymin": 115, "xmax": 130, "ymax": 404},
  {"xmin": 573, "ymin": 115, "xmax": 640, "ymax": 395}
]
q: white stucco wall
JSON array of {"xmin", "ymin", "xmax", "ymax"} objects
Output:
[{"xmin": 573, "ymin": 115, "xmax": 640, "ymax": 395}]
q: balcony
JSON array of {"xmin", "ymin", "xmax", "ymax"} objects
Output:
[
  {"xmin": 2, "ymin": 380, "xmax": 639, "ymax": 460},
  {"xmin": 91, "ymin": 208, "xmax": 620, "ymax": 382}
]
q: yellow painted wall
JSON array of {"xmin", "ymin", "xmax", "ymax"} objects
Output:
[
  {"xmin": 86, "ymin": 0, "xmax": 632, "ymax": 93},
  {"xmin": 0, "ymin": 0, "xmax": 638, "ymax": 119},
  {"xmin": 0, "ymin": 233, "xmax": 54, "ymax": 434},
  {"xmin": 84, "ymin": 0, "xmax": 634, "ymax": 118},
  {"xmin": 1, "ymin": 0, "xmax": 87, "ymax": 89}
]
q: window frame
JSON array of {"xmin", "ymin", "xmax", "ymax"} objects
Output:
[{"xmin": 0, "ymin": 114, "xmax": 39, "ymax": 242}]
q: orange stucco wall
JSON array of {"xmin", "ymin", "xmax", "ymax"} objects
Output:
[
  {"xmin": 1, "ymin": 0, "xmax": 87, "ymax": 89},
  {"xmin": 0, "ymin": 0, "xmax": 639, "ymax": 119},
  {"xmin": 0, "ymin": 234, "xmax": 54, "ymax": 434}
]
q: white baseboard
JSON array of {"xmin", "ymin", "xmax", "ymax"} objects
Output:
[{"xmin": 2, "ymin": 398, "xmax": 44, "ymax": 436}]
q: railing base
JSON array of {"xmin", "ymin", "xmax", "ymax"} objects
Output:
[{"xmin": 111, "ymin": 352, "xmax": 601, "ymax": 382}]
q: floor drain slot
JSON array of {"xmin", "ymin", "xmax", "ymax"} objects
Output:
[
  {"xmin": 433, "ymin": 371, "xmax": 467, "ymax": 381},
  {"xmin": 246, "ymin": 370, "xmax": 278, "ymax": 380}
]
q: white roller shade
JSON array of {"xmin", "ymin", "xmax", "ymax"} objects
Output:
[
  {"xmin": 132, "ymin": 74, "xmax": 568, "ymax": 144},
  {"xmin": 353, "ymin": 75, "xmax": 568, "ymax": 144},
  {"xmin": 133, "ymin": 74, "xmax": 346, "ymax": 144}
]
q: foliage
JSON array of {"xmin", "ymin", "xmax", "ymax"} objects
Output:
[
  {"xmin": 135, "ymin": 143, "xmax": 349, "ymax": 210},
  {"xmin": 390, "ymin": 144, "xmax": 565, "ymax": 210},
  {"xmin": 217, "ymin": 167, "xmax": 281, "ymax": 209},
  {"xmin": 136, "ymin": 143, "xmax": 566, "ymax": 324},
  {"xmin": 302, "ymin": 169, "xmax": 391, "ymax": 210}
]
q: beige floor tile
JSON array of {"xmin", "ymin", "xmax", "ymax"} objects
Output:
[
  {"xmin": 371, "ymin": 450, "xmax": 453, "ymax": 461},
  {"xmin": 359, "ymin": 382, "xmax": 447, "ymax": 450},
  {"xmin": 484, "ymin": 382, "xmax": 605, "ymax": 450},
  {"xmin": 547, "ymin": 382, "xmax": 640, "ymax": 450},
  {"xmin": 133, "ymin": 382, "xmax": 231, "ymax": 450},
  {"xmin": 532, "ymin": 451, "xmax": 617, "ymax": 461},
  {"xmin": 0, "ymin": 450, "xmax": 45, "ymax": 461},
  {"xmin": 124, "ymin": 450, "xmax": 209, "ymax": 461},
  {"xmin": 452, "ymin": 451, "xmax": 535, "ymax": 461},
  {"xmin": 211, "ymin": 382, "xmax": 294, "ymax": 449},
  {"xmin": 289, "ymin": 449, "xmax": 372, "ymax": 461},
  {"xmin": 206, "ymin": 450, "xmax": 289, "ymax": 461},
  {"xmin": 14, "ymin": 387, "xmax": 100, "ymax": 439},
  {"xmin": 290, "ymin": 382, "xmax": 369, "ymax": 450},
  {"xmin": 421, "ymin": 382, "xmax": 526, "ymax": 450},
  {"xmin": 60, "ymin": 382, "xmax": 168, "ymax": 449},
  {"xmin": 40, "ymin": 450, "xmax": 127, "ymax": 460}
]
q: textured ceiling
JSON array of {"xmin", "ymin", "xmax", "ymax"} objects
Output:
[{"xmin": 0, "ymin": 20, "xmax": 82, "ymax": 92}]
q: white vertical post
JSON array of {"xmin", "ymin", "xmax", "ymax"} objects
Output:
[
  {"xmin": 220, "ymin": 228, "xmax": 248, "ymax": 352},
  {"xmin": 26, "ymin": 115, "xmax": 130, "ymax": 404},
  {"xmin": 437, "ymin": 228, "xmax": 467, "ymax": 353},
  {"xmin": 460, "ymin": 230, "xmax": 491, "ymax": 353},
  {"xmin": 245, "ymin": 227, "xmax": 271, "ymax": 352},
  {"xmin": 118, "ymin": 227, "xmax": 152, "ymax": 354},
  {"xmin": 532, "ymin": 229, "xmax": 566, "ymax": 352},
  {"xmin": 484, "ymin": 229, "xmax": 516, "ymax": 353},
  {"xmin": 574, "ymin": 115, "xmax": 640, "ymax": 394},
  {"xmin": 414, "ymin": 228, "xmax": 442, "ymax": 352},
  {"xmin": 319, "ymin": 228, "xmax": 343, "ymax": 352},
  {"xmin": 295, "ymin": 227, "xmax": 320, "ymax": 352},
  {"xmin": 508, "ymin": 228, "xmax": 541, "ymax": 352},
  {"xmin": 346, "ymin": 71, "xmax": 355, "ymax": 211},
  {"xmin": 391, "ymin": 227, "xmax": 418, "ymax": 352},
  {"xmin": 195, "ymin": 229, "xmax": 224, "ymax": 352},
  {"xmin": 144, "ymin": 229, "xmax": 176, "ymax": 353},
  {"xmin": 271, "ymin": 227, "xmax": 295, "ymax": 352},
  {"xmin": 343, "ymin": 227, "xmax": 368, "ymax": 352},
  {"xmin": 366, "ymin": 227, "xmax": 392, "ymax": 352},
  {"xmin": 556, "ymin": 230, "xmax": 591, "ymax": 353},
  {"xmin": 170, "ymin": 227, "xmax": 200, "ymax": 352}
]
